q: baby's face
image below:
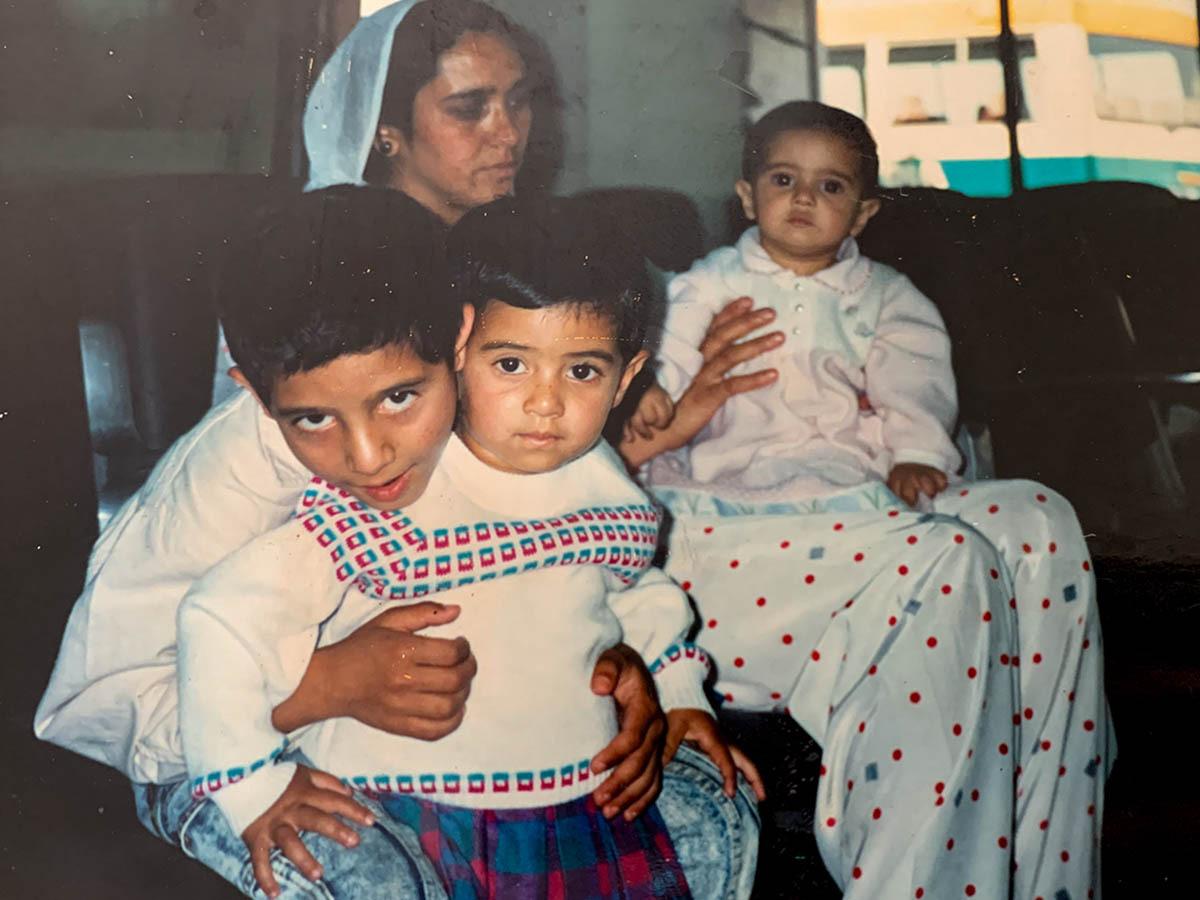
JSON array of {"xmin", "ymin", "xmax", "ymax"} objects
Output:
[
  {"xmin": 457, "ymin": 300, "xmax": 646, "ymax": 474},
  {"xmin": 737, "ymin": 128, "xmax": 880, "ymax": 274}
]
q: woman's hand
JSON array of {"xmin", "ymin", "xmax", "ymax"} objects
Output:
[
  {"xmin": 589, "ymin": 644, "xmax": 668, "ymax": 821},
  {"xmin": 887, "ymin": 462, "xmax": 949, "ymax": 507},
  {"xmin": 272, "ymin": 602, "xmax": 477, "ymax": 739},
  {"xmin": 620, "ymin": 297, "xmax": 782, "ymax": 468},
  {"xmin": 663, "ymin": 708, "xmax": 767, "ymax": 802}
]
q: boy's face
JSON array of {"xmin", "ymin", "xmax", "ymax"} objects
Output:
[
  {"xmin": 237, "ymin": 314, "xmax": 472, "ymax": 511},
  {"xmin": 457, "ymin": 300, "xmax": 647, "ymax": 474},
  {"xmin": 736, "ymin": 128, "xmax": 881, "ymax": 275}
]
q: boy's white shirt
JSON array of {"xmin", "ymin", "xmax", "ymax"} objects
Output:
[
  {"xmin": 649, "ymin": 229, "xmax": 962, "ymax": 502},
  {"xmin": 34, "ymin": 391, "xmax": 708, "ymax": 800},
  {"xmin": 179, "ymin": 434, "xmax": 707, "ymax": 835}
]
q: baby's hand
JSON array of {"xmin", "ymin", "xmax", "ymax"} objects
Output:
[
  {"xmin": 624, "ymin": 382, "xmax": 675, "ymax": 442},
  {"xmin": 887, "ymin": 462, "xmax": 949, "ymax": 507},
  {"xmin": 241, "ymin": 765, "xmax": 375, "ymax": 898},
  {"xmin": 663, "ymin": 708, "xmax": 767, "ymax": 802}
]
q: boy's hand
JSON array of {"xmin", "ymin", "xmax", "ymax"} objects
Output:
[
  {"xmin": 624, "ymin": 382, "xmax": 675, "ymax": 442},
  {"xmin": 664, "ymin": 708, "xmax": 767, "ymax": 802},
  {"xmin": 887, "ymin": 462, "xmax": 949, "ymax": 507},
  {"xmin": 242, "ymin": 764, "xmax": 375, "ymax": 899},
  {"xmin": 589, "ymin": 644, "xmax": 667, "ymax": 821},
  {"xmin": 273, "ymin": 602, "xmax": 477, "ymax": 739}
]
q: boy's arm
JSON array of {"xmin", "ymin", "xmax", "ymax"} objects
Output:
[
  {"xmin": 865, "ymin": 275, "xmax": 962, "ymax": 476},
  {"xmin": 178, "ymin": 523, "xmax": 343, "ymax": 837}
]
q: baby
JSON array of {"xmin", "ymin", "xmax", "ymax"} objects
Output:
[{"xmin": 633, "ymin": 100, "xmax": 960, "ymax": 513}]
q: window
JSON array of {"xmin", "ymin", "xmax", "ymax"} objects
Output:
[
  {"xmin": 821, "ymin": 46, "xmax": 865, "ymax": 118},
  {"xmin": 885, "ymin": 44, "xmax": 955, "ymax": 124},
  {"xmin": 1090, "ymin": 35, "xmax": 1200, "ymax": 127}
]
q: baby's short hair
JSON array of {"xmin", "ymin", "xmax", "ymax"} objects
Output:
[
  {"xmin": 742, "ymin": 100, "xmax": 880, "ymax": 196},
  {"xmin": 449, "ymin": 198, "xmax": 649, "ymax": 359},
  {"xmin": 219, "ymin": 186, "xmax": 461, "ymax": 403}
]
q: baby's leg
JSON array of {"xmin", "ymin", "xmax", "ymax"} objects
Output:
[
  {"xmin": 934, "ymin": 480, "xmax": 1111, "ymax": 899},
  {"xmin": 666, "ymin": 510, "xmax": 1018, "ymax": 898},
  {"xmin": 134, "ymin": 776, "xmax": 446, "ymax": 899}
]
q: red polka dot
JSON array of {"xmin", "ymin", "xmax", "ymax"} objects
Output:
[
  {"xmin": 927, "ymin": 636, "xmax": 938, "ymax": 648},
  {"xmin": 946, "ymin": 838, "xmax": 955, "ymax": 851},
  {"xmin": 960, "ymin": 489, "xmax": 969, "ymax": 496},
  {"xmin": 898, "ymin": 565, "xmax": 909, "ymax": 575},
  {"xmin": 819, "ymin": 764, "xmax": 827, "ymax": 776},
  {"xmin": 952, "ymin": 723, "xmax": 963, "ymax": 736},
  {"xmin": 990, "ymin": 568, "xmax": 1000, "ymax": 579},
  {"xmin": 988, "ymin": 504, "xmax": 999, "ymax": 514},
  {"xmin": 907, "ymin": 535, "xmax": 918, "ymax": 545},
  {"xmin": 941, "ymin": 584, "xmax": 952, "ymax": 595},
  {"xmin": 1024, "ymin": 707, "xmax": 1034, "ymax": 720},
  {"xmin": 1042, "ymin": 597, "xmax": 1051, "ymax": 609},
  {"xmin": 723, "ymin": 692, "xmax": 734, "ymax": 702},
  {"xmin": 703, "ymin": 526, "xmax": 713, "ymax": 534},
  {"xmin": 782, "ymin": 633, "xmax": 794, "ymax": 645},
  {"xmin": 893, "ymin": 748, "xmax": 903, "ymax": 761},
  {"xmin": 1039, "ymin": 819, "xmax": 1049, "ymax": 831},
  {"xmin": 999, "ymin": 743, "xmax": 1009, "ymax": 755},
  {"xmin": 780, "ymin": 540, "xmax": 790, "ymax": 549},
  {"xmin": 1061, "ymin": 851, "xmax": 1070, "ymax": 863},
  {"xmin": 1083, "ymin": 560, "xmax": 1091, "ymax": 571},
  {"xmin": 854, "ymin": 552, "xmax": 865, "ymax": 562},
  {"xmin": 1083, "ymin": 638, "xmax": 1091, "ymax": 650},
  {"xmin": 872, "ymin": 807, "xmax": 882, "ymax": 820},
  {"xmin": 888, "ymin": 615, "xmax": 898, "ymax": 627},
  {"xmin": 771, "ymin": 691, "xmax": 782, "ymax": 700},
  {"xmin": 868, "ymin": 664, "xmax": 878, "ymax": 676},
  {"xmin": 826, "ymin": 817, "xmax": 837, "ymax": 827},
  {"xmin": 1068, "ymin": 691, "xmax": 1076, "ymax": 702},
  {"xmin": 954, "ymin": 533, "xmax": 966, "ymax": 545},
  {"xmin": 858, "ymin": 721, "xmax": 866, "ymax": 733},
  {"xmin": 982, "ymin": 611, "xmax": 992, "ymax": 622},
  {"xmin": 811, "ymin": 650, "xmax": 821, "ymax": 662},
  {"xmin": 805, "ymin": 574, "xmax": 815, "ymax": 585},
  {"xmin": 1049, "ymin": 542, "xmax": 1057, "ymax": 554},
  {"xmin": 916, "ymin": 890, "xmax": 925, "ymax": 899},
  {"xmin": 846, "ymin": 778, "xmax": 855, "ymax": 792},
  {"xmin": 1041, "ymin": 740, "xmax": 1052, "ymax": 751},
  {"xmin": 971, "ymin": 789, "xmax": 980, "ymax": 802},
  {"xmin": 910, "ymin": 691, "xmax": 922, "ymax": 704},
  {"xmin": 1088, "ymin": 804, "xmax": 1095, "ymax": 816},
  {"xmin": 1010, "ymin": 597, "xmax": 1017, "ymax": 609},
  {"xmin": 998, "ymin": 836, "xmax": 1009, "ymax": 849},
  {"xmin": 1012, "ymin": 713, "xmax": 1021, "ymax": 726},
  {"xmin": 834, "ymin": 522, "xmax": 844, "ymax": 531},
  {"xmin": 1022, "ymin": 543, "xmax": 1033, "ymax": 554},
  {"xmin": 965, "ymin": 885, "xmax": 975, "ymax": 896},
  {"xmin": 706, "ymin": 618, "xmax": 718, "ymax": 628},
  {"xmin": 733, "ymin": 657, "xmax": 745, "ymax": 668},
  {"xmin": 1000, "ymin": 653, "xmax": 1010, "ymax": 666},
  {"xmin": 1084, "ymin": 719, "xmax": 1095, "ymax": 732},
  {"xmin": 844, "ymin": 599, "xmax": 855, "ymax": 608},
  {"xmin": 888, "ymin": 509, "xmax": 900, "ymax": 517},
  {"xmin": 729, "ymin": 559, "xmax": 739, "ymax": 569},
  {"xmin": 853, "ymin": 867, "xmax": 862, "ymax": 880},
  {"xmin": 756, "ymin": 596, "xmax": 767, "ymax": 607},
  {"xmin": 935, "ymin": 781, "xmax": 945, "ymax": 794},
  {"xmin": 1059, "ymin": 766, "xmax": 1066, "ymax": 777},
  {"xmin": 967, "ymin": 666, "xmax": 978, "ymax": 679},
  {"xmin": 681, "ymin": 581, "xmax": 692, "ymax": 591},
  {"xmin": 1037, "ymin": 493, "xmax": 1047, "ymax": 502},
  {"xmin": 935, "ymin": 796, "xmax": 945, "ymax": 807}
]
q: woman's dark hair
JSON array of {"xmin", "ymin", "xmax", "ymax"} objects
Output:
[
  {"xmin": 219, "ymin": 186, "xmax": 460, "ymax": 403},
  {"xmin": 449, "ymin": 198, "xmax": 649, "ymax": 359},
  {"xmin": 742, "ymin": 100, "xmax": 880, "ymax": 197},
  {"xmin": 377, "ymin": 0, "xmax": 524, "ymax": 139}
]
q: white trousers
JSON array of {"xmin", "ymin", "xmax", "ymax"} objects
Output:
[{"xmin": 662, "ymin": 479, "xmax": 1111, "ymax": 900}]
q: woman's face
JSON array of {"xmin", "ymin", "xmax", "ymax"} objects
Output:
[{"xmin": 383, "ymin": 31, "xmax": 532, "ymax": 224}]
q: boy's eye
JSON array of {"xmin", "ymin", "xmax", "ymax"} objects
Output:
[
  {"xmin": 769, "ymin": 172, "xmax": 793, "ymax": 188},
  {"xmin": 568, "ymin": 363, "xmax": 601, "ymax": 382},
  {"xmin": 821, "ymin": 179, "xmax": 845, "ymax": 195},
  {"xmin": 292, "ymin": 413, "xmax": 333, "ymax": 433},
  {"xmin": 381, "ymin": 390, "xmax": 416, "ymax": 413},
  {"xmin": 496, "ymin": 357, "xmax": 526, "ymax": 374}
]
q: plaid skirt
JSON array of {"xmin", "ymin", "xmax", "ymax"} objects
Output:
[{"xmin": 378, "ymin": 793, "xmax": 692, "ymax": 899}]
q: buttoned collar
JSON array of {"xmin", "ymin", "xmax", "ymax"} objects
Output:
[{"xmin": 736, "ymin": 227, "xmax": 872, "ymax": 295}]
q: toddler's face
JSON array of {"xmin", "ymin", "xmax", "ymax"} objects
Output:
[
  {"xmin": 457, "ymin": 300, "xmax": 646, "ymax": 474},
  {"xmin": 253, "ymin": 339, "xmax": 465, "ymax": 512},
  {"xmin": 737, "ymin": 128, "xmax": 880, "ymax": 275}
]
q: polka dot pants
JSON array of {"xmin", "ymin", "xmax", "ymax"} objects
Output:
[{"xmin": 664, "ymin": 481, "xmax": 1110, "ymax": 899}]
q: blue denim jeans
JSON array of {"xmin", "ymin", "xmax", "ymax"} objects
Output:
[{"xmin": 134, "ymin": 744, "xmax": 759, "ymax": 899}]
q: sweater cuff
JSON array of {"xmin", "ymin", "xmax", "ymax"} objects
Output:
[
  {"xmin": 891, "ymin": 448, "xmax": 953, "ymax": 471},
  {"xmin": 649, "ymin": 643, "xmax": 714, "ymax": 716},
  {"xmin": 209, "ymin": 761, "xmax": 297, "ymax": 838}
]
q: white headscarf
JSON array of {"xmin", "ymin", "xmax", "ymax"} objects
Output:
[{"xmin": 303, "ymin": 1, "xmax": 420, "ymax": 191}]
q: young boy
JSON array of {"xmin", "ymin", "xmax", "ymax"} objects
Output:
[
  {"xmin": 35, "ymin": 190, "xmax": 761, "ymax": 900},
  {"xmin": 179, "ymin": 196, "xmax": 758, "ymax": 899}
]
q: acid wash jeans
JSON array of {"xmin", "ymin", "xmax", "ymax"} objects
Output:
[{"xmin": 134, "ymin": 744, "xmax": 760, "ymax": 899}]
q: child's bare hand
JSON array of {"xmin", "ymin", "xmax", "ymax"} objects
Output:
[
  {"xmin": 624, "ymin": 383, "xmax": 675, "ymax": 442},
  {"xmin": 887, "ymin": 462, "xmax": 949, "ymax": 507},
  {"xmin": 663, "ymin": 708, "xmax": 767, "ymax": 802},
  {"xmin": 241, "ymin": 765, "xmax": 375, "ymax": 899},
  {"xmin": 590, "ymin": 644, "xmax": 667, "ymax": 821}
]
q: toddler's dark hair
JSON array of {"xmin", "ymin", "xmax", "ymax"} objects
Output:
[
  {"xmin": 448, "ymin": 198, "xmax": 649, "ymax": 359},
  {"xmin": 742, "ymin": 100, "xmax": 879, "ymax": 196},
  {"xmin": 219, "ymin": 186, "xmax": 460, "ymax": 403}
]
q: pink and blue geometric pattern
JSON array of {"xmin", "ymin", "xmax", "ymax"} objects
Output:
[
  {"xmin": 296, "ymin": 478, "xmax": 660, "ymax": 602},
  {"xmin": 347, "ymin": 757, "xmax": 596, "ymax": 798},
  {"xmin": 191, "ymin": 741, "xmax": 289, "ymax": 800},
  {"xmin": 647, "ymin": 642, "xmax": 712, "ymax": 677}
]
